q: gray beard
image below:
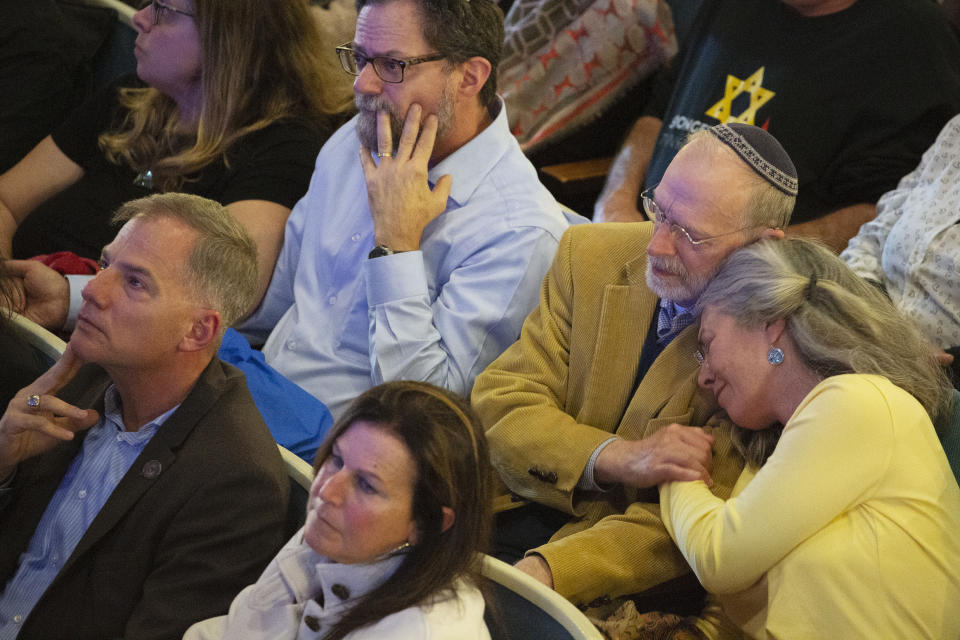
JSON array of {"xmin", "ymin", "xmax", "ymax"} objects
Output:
[
  {"xmin": 353, "ymin": 86, "xmax": 456, "ymax": 155},
  {"xmin": 355, "ymin": 94, "xmax": 403, "ymax": 152},
  {"xmin": 645, "ymin": 256, "xmax": 715, "ymax": 307}
]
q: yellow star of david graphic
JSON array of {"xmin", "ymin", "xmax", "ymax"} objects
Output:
[{"xmin": 705, "ymin": 67, "xmax": 775, "ymax": 125}]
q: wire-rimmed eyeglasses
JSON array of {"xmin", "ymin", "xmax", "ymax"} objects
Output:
[
  {"xmin": 139, "ymin": 0, "xmax": 195, "ymax": 25},
  {"xmin": 335, "ymin": 43, "xmax": 445, "ymax": 84},
  {"xmin": 642, "ymin": 186, "xmax": 758, "ymax": 249}
]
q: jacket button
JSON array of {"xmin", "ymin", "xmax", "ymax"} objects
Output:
[
  {"xmin": 141, "ymin": 460, "xmax": 162, "ymax": 479},
  {"xmin": 331, "ymin": 584, "xmax": 351, "ymax": 600},
  {"xmin": 527, "ymin": 467, "xmax": 540, "ymax": 478},
  {"xmin": 303, "ymin": 615, "xmax": 321, "ymax": 631},
  {"xmin": 545, "ymin": 472, "xmax": 558, "ymax": 484}
]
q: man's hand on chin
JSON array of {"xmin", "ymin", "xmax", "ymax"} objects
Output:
[
  {"xmin": 359, "ymin": 104, "xmax": 452, "ymax": 251},
  {"xmin": 0, "ymin": 344, "xmax": 98, "ymax": 478}
]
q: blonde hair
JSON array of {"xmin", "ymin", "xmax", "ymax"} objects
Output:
[
  {"xmin": 100, "ymin": 0, "xmax": 352, "ymax": 191},
  {"xmin": 697, "ymin": 237, "xmax": 954, "ymax": 466}
]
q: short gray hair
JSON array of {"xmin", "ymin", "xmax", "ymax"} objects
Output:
[
  {"xmin": 684, "ymin": 130, "xmax": 796, "ymax": 230},
  {"xmin": 112, "ymin": 193, "xmax": 258, "ymax": 331},
  {"xmin": 697, "ymin": 237, "xmax": 953, "ymax": 466}
]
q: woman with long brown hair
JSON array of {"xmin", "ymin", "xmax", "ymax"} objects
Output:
[
  {"xmin": 0, "ymin": 0, "xmax": 351, "ymax": 298},
  {"xmin": 186, "ymin": 381, "xmax": 493, "ymax": 639}
]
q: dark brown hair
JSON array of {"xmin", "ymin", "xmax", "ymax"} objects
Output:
[
  {"xmin": 312, "ymin": 381, "xmax": 492, "ymax": 640},
  {"xmin": 356, "ymin": 0, "xmax": 504, "ymax": 108}
]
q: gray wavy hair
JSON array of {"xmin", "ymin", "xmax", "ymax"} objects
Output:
[{"xmin": 696, "ymin": 237, "xmax": 953, "ymax": 466}]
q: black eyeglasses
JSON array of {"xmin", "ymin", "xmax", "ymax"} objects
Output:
[
  {"xmin": 335, "ymin": 43, "xmax": 444, "ymax": 84},
  {"xmin": 641, "ymin": 186, "xmax": 758, "ymax": 249},
  {"xmin": 139, "ymin": 0, "xmax": 195, "ymax": 25}
]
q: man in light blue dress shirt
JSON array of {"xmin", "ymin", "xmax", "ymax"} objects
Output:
[
  {"xmin": 238, "ymin": 0, "xmax": 585, "ymax": 419},
  {"xmin": 7, "ymin": 0, "xmax": 584, "ymax": 426},
  {"xmin": 0, "ymin": 194, "xmax": 288, "ymax": 640}
]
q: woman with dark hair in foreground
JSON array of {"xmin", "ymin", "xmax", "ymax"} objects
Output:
[{"xmin": 186, "ymin": 381, "xmax": 493, "ymax": 640}]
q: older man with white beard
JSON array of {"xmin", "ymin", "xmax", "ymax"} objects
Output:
[
  {"xmin": 235, "ymin": 0, "xmax": 582, "ymax": 419},
  {"xmin": 472, "ymin": 123, "xmax": 797, "ymax": 611}
]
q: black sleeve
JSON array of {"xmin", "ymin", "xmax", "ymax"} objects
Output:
[
  {"xmin": 50, "ymin": 75, "xmax": 139, "ymax": 169},
  {"xmin": 0, "ymin": 52, "xmax": 83, "ymax": 173},
  {"xmin": 0, "ymin": 0, "xmax": 114, "ymax": 172},
  {"xmin": 217, "ymin": 120, "xmax": 327, "ymax": 209},
  {"xmin": 799, "ymin": 102, "xmax": 959, "ymax": 219}
]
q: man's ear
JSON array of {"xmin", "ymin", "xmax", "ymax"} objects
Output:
[
  {"xmin": 761, "ymin": 228, "xmax": 786, "ymax": 240},
  {"xmin": 180, "ymin": 309, "xmax": 221, "ymax": 352},
  {"xmin": 456, "ymin": 56, "xmax": 492, "ymax": 99}
]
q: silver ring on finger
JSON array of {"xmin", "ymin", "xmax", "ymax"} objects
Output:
[{"xmin": 26, "ymin": 394, "xmax": 41, "ymax": 410}]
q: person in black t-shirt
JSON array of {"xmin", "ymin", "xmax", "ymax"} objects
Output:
[
  {"xmin": 0, "ymin": 0, "xmax": 114, "ymax": 174},
  {"xmin": 595, "ymin": 0, "xmax": 960, "ymax": 251},
  {"xmin": 1, "ymin": 0, "xmax": 352, "ymax": 304}
]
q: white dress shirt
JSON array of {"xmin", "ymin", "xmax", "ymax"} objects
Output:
[{"xmin": 242, "ymin": 100, "xmax": 583, "ymax": 418}]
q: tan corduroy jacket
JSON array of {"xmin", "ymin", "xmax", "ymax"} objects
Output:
[{"xmin": 473, "ymin": 222, "xmax": 744, "ymax": 607}]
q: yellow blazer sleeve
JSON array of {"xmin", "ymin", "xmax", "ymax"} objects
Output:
[
  {"xmin": 473, "ymin": 228, "xmax": 616, "ymax": 514},
  {"xmin": 538, "ymin": 413, "xmax": 744, "ymax": 605}
]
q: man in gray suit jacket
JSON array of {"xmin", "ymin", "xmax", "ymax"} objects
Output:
[{"xmin": 0, "ymin": 193, "xmax": 288, "ymax": 640}]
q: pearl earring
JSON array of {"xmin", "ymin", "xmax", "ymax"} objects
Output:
[{"xmin": 767, "ymin": 347, "xmax": 784, "ymax": 365}]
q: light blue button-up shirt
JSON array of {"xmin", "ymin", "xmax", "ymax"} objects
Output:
[
  {"xmin": 0, "ymin": 387, "xmax": 174, "ymax": 639},
  {"xmin": 242, "ymin": 99, "xmax": 585, "ymax": 419}
]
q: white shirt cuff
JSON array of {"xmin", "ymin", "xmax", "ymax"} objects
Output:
[
  {"xmin": 64, "ymin": 274, "xmax": 94, "ymax": 331},
  {"xmin": 577, "ymin": 437, "xmax": 619, "ymax": 492},
  {"xmin": 364, "ymin": 250, "xmax": 427, "ymax": 305}
]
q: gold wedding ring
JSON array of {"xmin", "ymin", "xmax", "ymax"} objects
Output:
[{"xmin": 378, "ymin": 151, "xmax": 393, "ymax": 158}]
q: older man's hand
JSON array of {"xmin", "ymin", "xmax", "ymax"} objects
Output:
[
  {"xmin": 359, "ymin": 104, "xmax": 452, "ymax": 251},
  {"xmin": 594, "ymin": 424, "xmax": 714, "ymax": 488},
  {"xmin": 4, "ymin": 259, "xmax": 70, "ymax": 331},
  {"xmin": 0, "ymin": 344, "xmax": 98, "ymax": 482}
]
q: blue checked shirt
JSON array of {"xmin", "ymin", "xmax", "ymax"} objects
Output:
[
  {"xmin": 0, "ymin": 386, "xmax": 175, "ymax": 639},
  {"xmin": 656, "ymin": 300, "xmax": 695, "ymax": 345}
]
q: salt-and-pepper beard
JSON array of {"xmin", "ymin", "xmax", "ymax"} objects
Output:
[
  {"xmin": 354, "ymin": 82, "xmax": 456, "ymax": 155},
  {"xmin": 645, "ymin": 254, "xmax": 719, "ymax": 307}
]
